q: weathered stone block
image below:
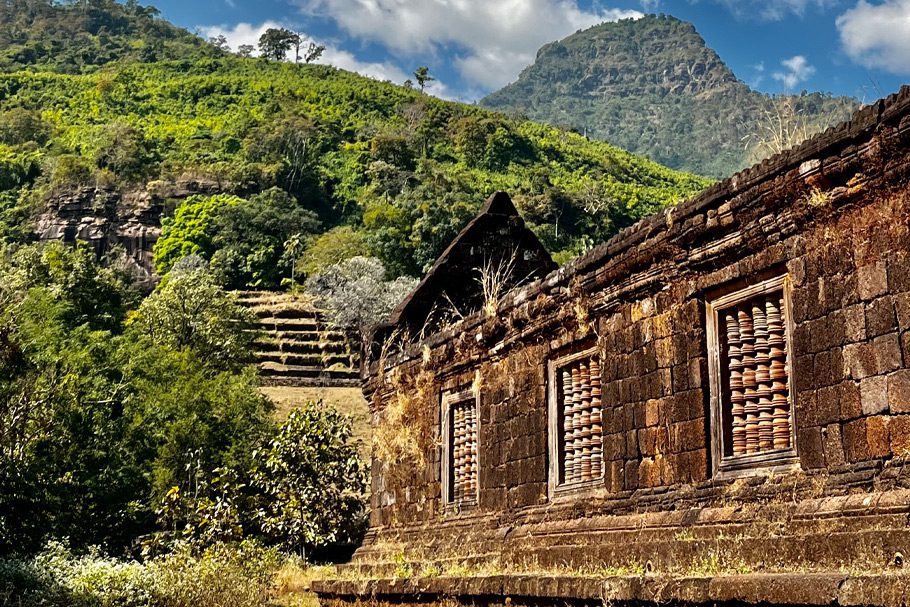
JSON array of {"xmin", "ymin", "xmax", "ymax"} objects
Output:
[
  {"xmin": 843, "ymin": 418, "xmax": 869, "ymax": 462},
  {"xmin": 858, "ymin": 260, "xmax": 888, "ymax": 300},
  {"xmin": 896, "ymin": 293, "xmax": 910, "ymax": 331},
  {"xmin": 645, "ymin": 399, "xmax": 660, "ymax": 427},
  {"xmin": 860, "ymin": 375, "xmax": 889, "ymax": 415},
  {"xmin": 889, "ymin": 370, "xmax": 910, "ymax": 413},
  {"xmin": 797, "ymin": 426, "xmax": 825, "ymax": 469},
  {"xmin": 804, "ymin": 385, "xmax": 840, "ymax": 426},
  {"xmin": 865, "ymin": 296, "xmax": 898, "ymax": 337},
  {"xmin": 866, "ymin": 415, "xmax": 891, "ymax": 458},
  {"xmin": 889, "ymin": 251, "xmax": 910, "ymax": 293},
  {"xmin": 843, "ymin": 342, "xmax": 877, "ymax": 380},
  {"xmin": 822, "ymin": 423, "xmax": 845, "ymax": 466},
  {"xmin": 813, "ymin": 348, "xmax": 844, "ymax": 387},
  {"xmin": 843, "ymin": 303, "xmax": 867, "ymax": 342},
  {"xmin": 873, "ymin": 333, "xmax": 903, "ymax": 374},
  {"xmin": 889, "ymin": 415, "xmax": 910, "ymax": 457}
]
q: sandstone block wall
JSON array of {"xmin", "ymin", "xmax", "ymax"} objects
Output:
[{"xmin": 357, "ymin": 87, "xmax": 910, "ymax": 572}]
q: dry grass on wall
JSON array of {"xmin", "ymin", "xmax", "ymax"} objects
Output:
[{"xmin": 373, "ymin": 366, "xmax": 438, "ymax": 473}]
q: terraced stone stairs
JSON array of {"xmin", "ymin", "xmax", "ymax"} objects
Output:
[{"xmin": 235, "ymin": 291, "xmax": 360, "ymax": 387}]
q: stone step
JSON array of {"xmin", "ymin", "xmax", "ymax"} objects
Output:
[
  {"xmin": 256, "ymin": 351, "xmax": 352, "ymax": 367},
  {"xmin": 254, "ymin": 339, "xmax": 349, "ymax": 355},
  {"xmin": 251, "ymin": 305, "xmax": 321, "ymax": 320},
  {"xmin": 258, "ymin": 361, "xmax": 358, "ymax": 379},
  {"xmin": 260, "ymin": 375, "xmax": 362, "ymax": 388}
]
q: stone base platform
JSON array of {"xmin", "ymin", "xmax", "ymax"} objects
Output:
[
  {"xmin": 312, "ymin": 572, "xmax": 910, "ymax": 607},
  {"xmin": 313, "ymin": 487, "xmax": 910, "ymax": 607}
]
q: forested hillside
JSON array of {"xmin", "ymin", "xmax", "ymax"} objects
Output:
[
  {"xmin": 482, "ymin": 15, "xmax": 860, "ymax": 178},
  {"xmin": 0, "ymin": 2, "xmax": 711, "ymax": 290},
  {"xmin": 0, "ymin": 0, "xmax": 217, "ymax": 72}
]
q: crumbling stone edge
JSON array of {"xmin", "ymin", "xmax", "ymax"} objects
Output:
[{"xmin": 312, "ymin": 572, "xmax": 910, "ymax": 606}]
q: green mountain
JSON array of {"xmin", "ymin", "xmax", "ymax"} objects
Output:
[
  {"xmin": 0, "ymin": 0, "xmax": 216, "ymax": 73},
  {"xmin": 0, "ymin": 1, "xmax": 710, "ymax": 286},
  {"xmin": 481, "ymin": 15, "xmax": 860, "ymax": 178}
]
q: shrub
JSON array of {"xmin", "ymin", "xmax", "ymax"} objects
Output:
[
  {"xmin": 0, "ymin": 540, "xmax": 280, "ymax": 607},
  {"xmin": 253, "ymin": 402, "xmax": 367, "ymax": 557},
  {"xmin": 297, "ymin": 225, "xmax": 369, "ymax": 277}
]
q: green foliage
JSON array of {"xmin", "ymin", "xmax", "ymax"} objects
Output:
[
  {"xmin": 0, "ymin": 54, "xmax": 708, "ymax": 272},
  {"xmin": 0, "ymin": 540, "xmax": 280, "ymax": 607},
  {"xmin": 482, "ymin": 15, "xmax": 860, "ymax": 178},
  {"xmin": 153, "ymin": 194, "xmax": 243, "ymax": 275},
  {"xmin": 209, "ymin": 188, "xmax": 321, "ymax": 289},
  {"xmin": 88, "ymin": 121, "xmax": 158, "ymax": 184},
  {"xmin": 253, "ymin": 403, "xmax": 367, "ymax": 556},
  {"xmin": 298, "ymin": 225, "xmax": 370, "ymax": 277},
  {"xmin": 0, "ymin": 242, "xmax": 273, "ymax": 553},
  {"xmin": 127, "ymin": 264, "xmax": 257, "ymax": 370},
  {"xmin": 258, "ymin": 28, "xmax": 298, "ymax": 62},
  {"xmin": 0, "ymin": 0, "xmax": 217, "ymax": 74}
]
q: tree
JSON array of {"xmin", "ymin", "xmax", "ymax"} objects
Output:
[
  {"xmin": 128, "ymin": 264, "xmax": 257, "ymax": 371},
  {"xmin": 306, "ymin": 256, "xmax": 417, "ymax": 340},
  {"xmin": 413, "ymin": 66, "xmax": 434, "ymax": 92},
  {"xmin": 153, "ymin": 194, "xmax": 244, "ymax": 276},
  {"xmin": 303, "ymin": 42, "xmax": 324, "ymax": 64},
  {"xmin": 209, "ymin": 188, "xmax": 322, "ymax": 289},
  {"xmin": 208, "ymin": 34, "xmax": 229, "ymax": 53},
  {"xmin": 258, "ymin": 27, "xmax": 298, "ymax": 62},
  {"xmin": 283, "ymin": 232, "xmax": 304, "ymax": 284},
  {"xmin": 253, "ymin": 402, "xmax": 366, "ymax": 557},
  {"xmin": 237, "ymin": 44, "xmax": 255, "ymax": 58},
  {"xmin": 298, "ymin": 226, "xmax": 369, "ymax": 277}
]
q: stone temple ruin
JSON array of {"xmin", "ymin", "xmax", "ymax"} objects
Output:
[{"xmin": 313, "ymin": 86, "xmax": 910, "ymax": 606}]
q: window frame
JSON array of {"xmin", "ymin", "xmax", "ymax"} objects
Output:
[
  {"xmin": 547, "ymin": 346, "xmax": 606, "ymax": 497},
  {"xmin": 706, "ymin": 274, "xmax": 800, "ymax": 479},
  {"xmin": 440, "ymin": 388, "xmax": 480, "ymax": 510}
]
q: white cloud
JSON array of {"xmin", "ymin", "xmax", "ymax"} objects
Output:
[
  {"xmin": 772, "ymin": 55, "xmax": 816, "ymax": 90},
  {"xmin": 837, "ymin": 0, "xmax": 910, "ymax": 74},
  {"xmin": 198, "ymin": 21, "xmax": 452, "ymax": 98},
  {"xmin": 712, "ymin": 0, "xmax": 837, "ymax": 20},
  {"xmin": 293, "ymin": 0, "xmax": 643, "ymax": 90}
]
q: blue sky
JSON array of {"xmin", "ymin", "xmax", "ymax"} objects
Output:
[{"xmin": 152, "ymin": 0, "xmax": 909, "ymax": 103}]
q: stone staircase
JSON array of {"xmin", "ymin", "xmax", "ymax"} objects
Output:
[{"xmin": 235, "ymin": 291, "xmax": 360, "ymax": 387}]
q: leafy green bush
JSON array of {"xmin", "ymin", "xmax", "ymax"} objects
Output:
[
  {"xmin": 209, "ymin": 188, "xmax": 321, "ymax": 289},
  {"xmin": 297, "ymin": 225, "xmax": 369, "ymax": 277},
  {"xmin": 0, "ymin": 242, "xmax": 273, "ymax": 553},
  {"xmin": 0, "ymin": 540, "xmax": 279, "ymax": 607},
  {"xmin": 253, "ymin": 403, "xmax": 367, "ymax": 557}
]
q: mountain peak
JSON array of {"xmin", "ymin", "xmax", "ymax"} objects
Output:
[{"xmin": 483, "ymin": 15, "xmax": 857, "ymax": 178}]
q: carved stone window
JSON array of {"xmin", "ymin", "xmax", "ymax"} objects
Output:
[
  {"xmin": 441, "ymin": 389, "xmax": 478, "ymax": 507},
  {"xmin": 548, "ymin": 348, "xmax": 604, "ymax": 493},
  {"xmin": 707, "ymin": 276, "xmax": 798, "ymax": 477}
]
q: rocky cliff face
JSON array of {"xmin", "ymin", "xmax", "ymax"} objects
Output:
[{"xmin": 34, "ymin": 178, "xmax": 226, "ymax": 286}]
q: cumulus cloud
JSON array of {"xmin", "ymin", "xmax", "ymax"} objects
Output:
[
  {"xmin": 293, "ymin": 0, "xmax": 643, "ymax": 90},
  {"xmin": 198, "ymin": 21, "xmax": 452, "ymax": 98},
  {"xmin": 772, "ymin": 55, "xmax": 816, "ymax": 90},
  {"xmin": 712, "ymin": 0, "xmax": 837, "ymax": 20},
  {"xmin": 837, "ymin": 0, "xmax": 910, "ymax": 74}
]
